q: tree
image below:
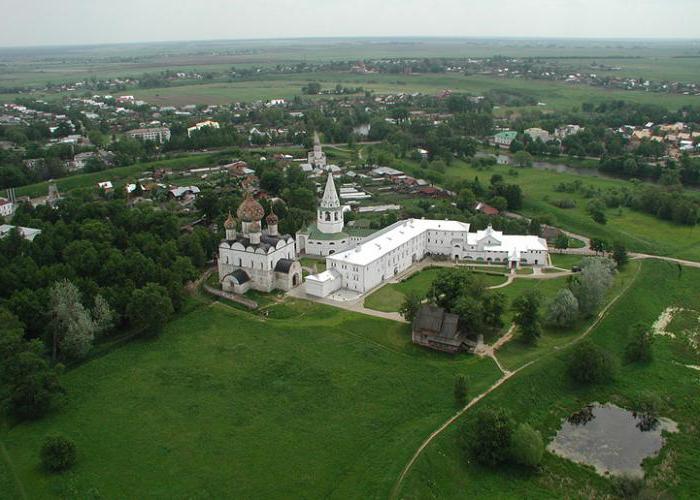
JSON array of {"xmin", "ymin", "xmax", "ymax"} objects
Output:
[
  {"xmin": 512, "ymin": 290, "xmax": 542, "ymax": 344},
  {"xmin": 625, "ymin": 324, "xmax": 654, "ymax": 363},
  {"xmin": 49, "ymin": 279, "xmax": 97, "ymax": 361},
  {"xmin": 567, "ymin": 341, "xmax": 615, "ymax": 385},
  {"xmin": 590, "ymin": 238, "xmax": 608, "ymax": 255},
  {"xmin": 554, "ymin": 233, "xmax": 570, "ymax": 250},
  {"xmin": 399, "ymin": 292, "xmax": 422, "ymax": 322},
  {"xmin": 465, "ymin": 408, "xmax": 515, "ymax": 466},
  {"xmin": 569, "ymin": 258, "xmax": 616, "ymax": 317},
  {"xmin": 545, "ymin": 289, "xmax": 579, "ymax": 328},
  {"xmin": 0, "ymin": 308, "xmax": 63, "ymax": 420},
  {"xmin": 92, "ymin": 294, "xmax": 115, "ymax": 336},
  {"xmin": 127, "ymin": 283, "xmax": 174, "ymax": 335},
  {"xmin": 612, "ymin": 242, "xmax": 629, "ymax": 268},
  {"xmin": 40, "ymin": 434, "xmax": 77, "ymax": 472},
  {"xmin": 587, "ymin": 199, "xmax": 607, "ymax": 225},
  {"xmin": 513, "ymin": 150, "xmax": 533, "ymax": 167},
  {"xmin": 454, "ymin": 374, "xmax": 468, "ymax": 407},
  {"xmin": 510, "ymin": 423, "xmax": 544, "ymax": 467}
]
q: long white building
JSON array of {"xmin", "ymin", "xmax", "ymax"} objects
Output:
[{"xmin": 304, "ymin": 219, "xmax": 548, "ymax": 298}]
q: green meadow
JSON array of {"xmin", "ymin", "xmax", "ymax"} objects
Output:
[
  {"xmin": 399, "ymin": 259, "xmax": 700, "ymax": 498},
  {"xmin": 0, "ymin": 299, "xmax": 502, "ymax": 499}
]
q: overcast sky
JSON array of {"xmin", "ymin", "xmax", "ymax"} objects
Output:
[{"xmin": 1, "ymin": 0, "xmax": 698, "ymax": 47}]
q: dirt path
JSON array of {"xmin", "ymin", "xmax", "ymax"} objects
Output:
[{"xmin": 390, "ymin": 262, "xmax": 642, "ymax": 499}]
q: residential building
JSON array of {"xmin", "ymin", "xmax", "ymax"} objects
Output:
[
  {"xmin": 187, "ymin": 120, "xmax": 220, "ymax": 137},
  {"xmin": 0, "ymin": 198, "xmax": 13, "ymax": 217},
  {"xmin": 494, "ymin": 131, "xmax": 518, "ymax": 147},
  {"xmin": 126, "ymin": 127, "xmax": 171, "ymax": 143},
  {"xmin": 525, "ymin": 128, "xmax": 553, "ymax": 143}
]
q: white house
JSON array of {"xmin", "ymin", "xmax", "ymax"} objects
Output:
[
  {"xmin": 126, "ymin": 127, "xmax": 171, "ymax": 143},
  {"xmin": 304, "ymin": 220, "xmax": 548, "ymax": 298},
  {"xmin": 0, "ymin": 224, "xmax": 41, "ymax": 241},
  {"xmin": 0, "ymin": 198, "xmax": 14, "ymax": 217},
  {"xmin": 187, "ymin": 120, "xmax": 220, "ymax": 137},
  {"xmin": 525, "ymin": 128, "xmax": 552, "ymax": 143}
]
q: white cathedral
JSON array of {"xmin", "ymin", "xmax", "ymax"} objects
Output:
[{"xmin": 217, "ymin": 193, "xmax": 302, "ymax": 294}]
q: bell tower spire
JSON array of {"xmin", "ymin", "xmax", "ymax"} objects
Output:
[{"xmin": 317, "ymin": 169, "xmax": 344, "ymax": 234}]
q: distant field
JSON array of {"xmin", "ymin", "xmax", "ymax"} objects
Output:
[
  {"xmin": 1, "ymin": 38, "xmax": 699, "ymax": 108},
  {"xmin": 72, "ymin": 71, "xmax": 697, "ymax": 109}
]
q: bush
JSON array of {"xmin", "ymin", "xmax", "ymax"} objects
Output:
[
  {"xmin": 567, "ymin": 341, "xmax": 615, "ymax": 385},
  {"xmin": 465, "ymin": 408, "xmax": 515, "ymax": 466},
  {"xmin": 510, "ymin": 423, "xmax": 544, "ymax": 467},
  {"xmin": 454, "ymin": 374, "xmax": 468, "ymax": 407},
  {"xmin": 625, "ymin": 324, "xmax": 654, "ymax": 363},
  {"xmin": 545, "ymin": 289, "xmax": 579, "ymax": 328},
  {"xmin": 40, "ymin": 434, "xmax": 77, "ymax": 472}
]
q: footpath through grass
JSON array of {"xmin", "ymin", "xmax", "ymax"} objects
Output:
[
  {"xmin": 399, "ymin": 259, "xmax": 700, "ymax": 498},
  {"xmin": 0, "ymin": 299, "xmax": 501, "ymax": 499}
]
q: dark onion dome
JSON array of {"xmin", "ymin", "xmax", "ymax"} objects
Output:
[
  {"xmin": 224, "ymin": 211, "xmax": 236, "ymax": 230},
  {"xmin": 237, "ymin": 193, "xmax": 265, "ymax": 222},
  {"xmin": 266, "ymin": 210, "xmax": 279, "ymax": 225}
]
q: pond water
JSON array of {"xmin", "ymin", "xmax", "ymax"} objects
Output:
[{"xmin": 547, "ymin": 403, "xmax": 678, "ymax": 478}]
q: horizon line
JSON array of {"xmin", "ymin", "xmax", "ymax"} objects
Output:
[{"xmin": 1, "ymin": 34, "xmax": 699, "ymax": 51}]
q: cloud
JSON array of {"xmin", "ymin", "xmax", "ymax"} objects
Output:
[{"xmin": 0, "ymin": 0, "xmax": 698, "ymax": 47}]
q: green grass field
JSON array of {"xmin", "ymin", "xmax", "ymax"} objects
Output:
[
  {"xmin": 0, "ymin": 298, "xmax": 502, "ymax": 499},
  {"xmin": 79, "ymin": 71, "xmax": 700, "ymax": 109},
  {"xmin": 399, "ymin": 259, "xmax": 700, "ymax": 498},
  {"xmin": 363, "ymin": 267, "xmax": 508, "ymax": 313}
]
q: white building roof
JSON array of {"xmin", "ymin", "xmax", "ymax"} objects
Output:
[
  {"xmin": 305, "ymin": 268, "xmax": 341, "ymax": 283},
  {"xmin": 329, "ymin": 219, "xmax": 469, "ymax": 266}
]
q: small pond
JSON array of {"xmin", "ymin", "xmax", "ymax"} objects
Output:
[{"xmin": 547, "ymin": 403, "xmax": 678, "ymax": 478}]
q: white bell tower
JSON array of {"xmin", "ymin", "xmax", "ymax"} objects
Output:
[{"xmin": 317, "ymin": 170, "xmax": 344, "ymax": 234}]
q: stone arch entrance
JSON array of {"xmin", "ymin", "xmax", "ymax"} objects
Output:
[{"xmin": 292, "ymin": 273, "xmax": 301, "ymax": 287}]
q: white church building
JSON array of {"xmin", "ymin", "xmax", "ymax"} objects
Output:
[
  {"xmin": 218, "ymin": 194, "xmax": 302, "ymax": 294},
  {"xmin": 304, "ymin": 219, "xmax": 548, "ymax": 298}
]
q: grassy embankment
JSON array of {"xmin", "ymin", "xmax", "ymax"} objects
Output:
[{"xmin": 399, "ymin": 259, "xmax": 700, "ymax": 498}]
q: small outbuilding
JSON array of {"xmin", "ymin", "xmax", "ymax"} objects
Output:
[{"xmin": 412, "ymin": 305, "xmax": 465, "ymax": 354}]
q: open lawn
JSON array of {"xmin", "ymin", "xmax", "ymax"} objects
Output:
[
  {"xmin": 363, "ymin": 267, "xmax": 508, "ymax": 313},
  {"xmin": 399, "ymin": 260, "xmax": 700, "ymax": 498},
  {"xmin": 0, "ymin": 298, "xmax": 502, "ymax": 499}
]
